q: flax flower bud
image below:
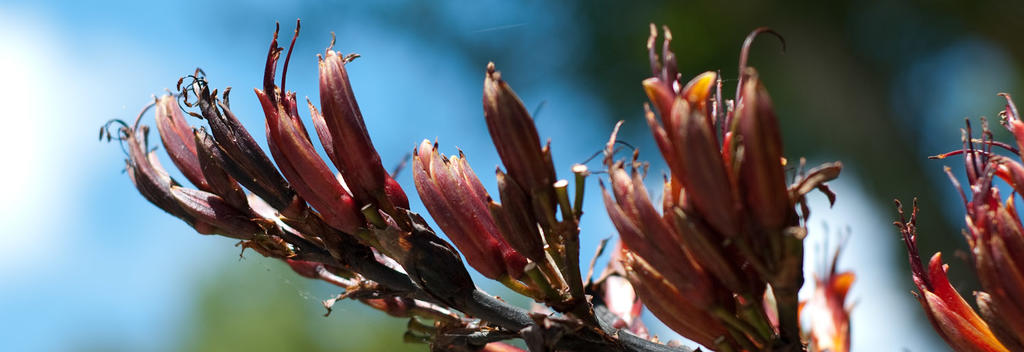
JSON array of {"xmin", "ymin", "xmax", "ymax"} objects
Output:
[
  {"xmin": 169, "ymin": 186, "xmax": 261, "ymax": 239},
  {"xmin": 895, "ymin": 200, "xmax": 1009, "ymax": 352},
  {"xmin": 641, "ymin": 28, "xmax": 739, "ymax": 237},
  {"xmin": 121, "ymin": 121, "xmax": 259, "ymax": 239},
  {"xmin": 154, "ymin": 94, "xmax": 250, "ymax": 212},
  {"xmin": 609, "ymin": 25, "xmax": 842, "ymax": 350},
  {"xmin": 620, "ymin": 250, "xmax": 729, "ymax": 350},
  {"xmin": 412, "ymin": 140, "xmax": 527, "ymax": 280},
  {"xmin": 490, "ymin": 170, "xmax": 546, "ymax": 264},
  {"xmin": 318, "ymin": 41, "xmax": 408, "ymax": 211},
  {"xmin": 190, "ymin": 78, "xmax": 297, "ymax": 213},
  {"xmin": 669, "ymin": 92, "xmax": 739, "ymax": 236},
  {"xmin": 154, "ymin": 94, "xmax": 208, "ymax": 190},
  {"xmin": 732, "ymin": 70, "xmax": 790, "ymax": 230},
  {"xmin": 601, "ymin": 163, "xmax": 711, "ymax": 297},
  {"xmin": 482, "ymin": 63, "xmax": 557, "ymax": 223},
  {"xmin": 601, "ymin": 162, "xmax": 755, "ymax": 350},
  {"xmin": 192, "ymin": 129, "xmax": 248, "ymax": 210},
  {"xmin": 122, "ymin": 125, "xmax": 196, "ymax": 227},
  {"xmin": 256, "ymin": 26, "xmax": 363, "ymax": 234}
]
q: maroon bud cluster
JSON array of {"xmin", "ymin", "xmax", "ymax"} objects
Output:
[
  {"xmin": 106, "ymin": 20, "xmax": 857, "ymax": 352},
  {"xmin": 602, "ymin": 25, "xmax": 841, "ymax": 351},
  {"xmin": 413, "ymin": 141, "xmax": 527, "ymax": 281}
]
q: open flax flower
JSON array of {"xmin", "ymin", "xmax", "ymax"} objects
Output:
[
  {"xmin": 800, "ymin": 238, "xmax": 855, "ymax": 352},
  {"xmin": 898, "ymin": 94, "xmax": 1024, "ymax": 352}
]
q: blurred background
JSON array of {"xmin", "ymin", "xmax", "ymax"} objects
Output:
[{"xmin": 3, "ymin": 0, "xmax": 1023, "ymax": 351}]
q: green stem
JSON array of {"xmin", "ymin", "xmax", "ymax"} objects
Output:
[
  {"xmin": 524, "ymin": 263, "xmax": 560, "ymax": 301},
  {"xmin": 498, "ymin": 275, "xmax": 538, "ymax": 298},
  {"xmin": 711, "ymin": 307, "xmax": 767, "ymax": 349},
  {"xmin": 572, "ymin": 164, "xmax": 588, "ymax": 220}
]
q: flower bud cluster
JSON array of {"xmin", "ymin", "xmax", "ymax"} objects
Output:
[
  {"xmin": 602, "ymin": 25, "xmax": 841, "ymax": 350},
  {"xmin": 901, "ymin": 94, "xmax": 1024, "ymax": 352},
  {"xmin": 413, "ymin": 62, "xmax": 593, "ymax": 317}
]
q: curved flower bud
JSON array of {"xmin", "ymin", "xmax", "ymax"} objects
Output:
[
  {"xmin": 190, "ymin": 78, "xmax": 297, "ymax": 213},
  {"xmin": 622, "ymin": 25, "xmax": 840, "ymax": 350},
  {"xmin": 490, "ymin": 170, "xmax": 546, "ymax": 264},
  {"xmin": 193, "ymin": 129, "xmax": 248, "ymax": 210},
  {"xmin": 601, "ymin": 163, "xmax": 711, "ymax": 296},
  {"xmin": 170, "ymin": 186, "xmax": 261, "ymax": 239},
  {"xmin": 412, "ymin": 140, "xmax": 527, "ymax": 280},
  {"xmin": 482, "ymin": 63, "xmax": 557, "ymax": 224},
  {"xmin": 670, "ymin": 95, "xmax": 739, "ymax": 236},
  {"xmin": 119, "ymin": 108, "xmax": 255, "ymax": 238},
  {"xmin": 318, "ymin": 44, "xmax": 407, "ymax": 211},
  {"xmin": 621, "ymin": 250, "xmax": 728, "ymax": 350},
  {"xmin": 122, "ymin": 125, "xmax": 196, "ymax": 227},
  {"xmin": 641, "ymin": 30, "xmax": 739, "ymax": 237},
  {"xmin": 256, "ymin": 26, "xmax": 362, "ymax": 234},
  {"xmin": 732, "ymin": 70, "xmax": 790, "ymax": 230},
  {"xmin": 154, "ymin": 94, "xmax": 208, "ymax": 190}
]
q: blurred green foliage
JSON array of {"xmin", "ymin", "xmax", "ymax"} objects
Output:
[{"xmin": 179, "ymin": 255, "xmax": 425, "ymax": 352}]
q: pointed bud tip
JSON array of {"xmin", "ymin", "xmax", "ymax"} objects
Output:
[{"xmin": 681, "ymin": 71, "xmax": 717, "ymax": 104}]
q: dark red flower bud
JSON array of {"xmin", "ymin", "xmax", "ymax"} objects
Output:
[
  {"xmin": 642, "ymin": 69, "xmax": 740, "ymax": 238},
  {"xmin": 255, "ymin": 25, "xmax": 363, "ymax": 234},
  {"xmin": 600, "ymin": 163, "xmax": 712, "ymax": 296},
  {"xmin": 412, "ymin": 140, "xmax": 527, "ymax": 280},
  {"xmin": 490, "ymin": 170, "xmax": 546, "ymax": 264},
  {"xmin": 154, "ymin": 94, "xmax": 208, "ymax": 190},
  {"xmin": 170, "ymin": 186, "xmax": 261, "ymax": 239},
  {"xmin": 732, "ymin": 70, "xmax": 789, "ymax": 230},
  {"xmin": 192, "ymin": 129, "xmax": 248, "ymax": 210},
  {"xmin": 621, "ymin": 250, "xmax": 728, "ymax": 350},
  {"xmin": 310, "ymin": 97, "xmax": 408, "ymax": 211},
  {"xmin": 123, "ymin": 126, "xmax": 195, "ymax": 226},
  {"xmin": 482, "ymin": 63, "xmax": 557, "ymax": 217},
  {"xmin": 670, "ymin": 95, "xmax": 739, "ymax": 236},
  {"xmin": 318, "ymin": 45, "xmax": 405, "ymax": 210},
  {"xmin": 191, "ymin": 79, "xmax": 296, "ymax": 213}
]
